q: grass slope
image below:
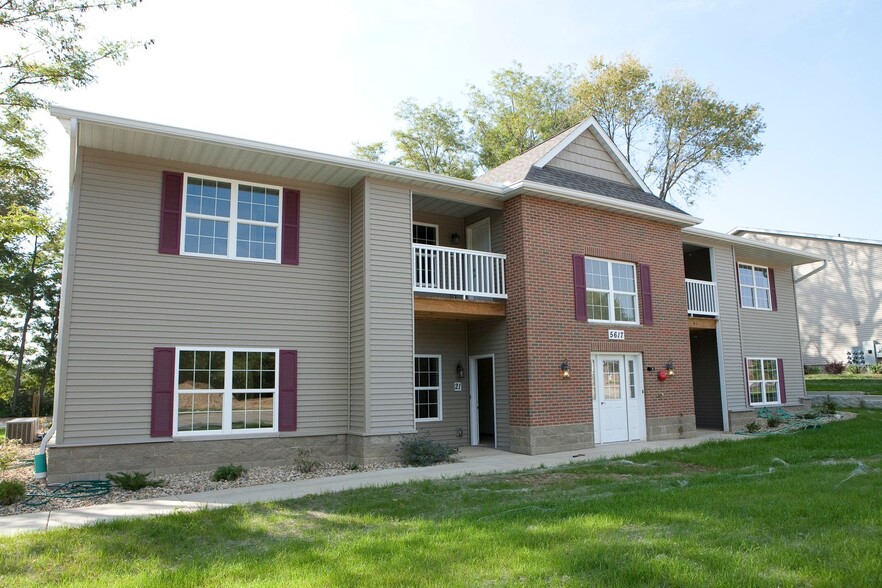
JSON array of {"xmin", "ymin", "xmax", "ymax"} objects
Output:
[
  {"xmin": 806, "ymin": 373, "xmax": 882, "ymax": 394},
  {"xmin": 1, "ymin": 413, "xmax": 881, "ymax": 587}
]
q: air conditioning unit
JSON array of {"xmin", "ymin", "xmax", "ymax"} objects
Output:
[
  {"xmin": 5, "ymin": 418, "xmax": 38, "ymax": 443},
  {"xmin": 862, "ymin": 340, "xmax": 882, "ymax": 365}
]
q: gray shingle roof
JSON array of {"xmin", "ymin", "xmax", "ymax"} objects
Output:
[
  {"xmin": 524, "ymin": 166, "xmax": 687, "ymax": 215},
  {"xmin": 472, "ymin": 124, "xmax": 579, "ymax": 186}
]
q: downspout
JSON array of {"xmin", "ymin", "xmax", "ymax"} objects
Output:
[
  {"xmin": 35, "ymin": 116, "xmax": 78, "ymax": 480},
  {"xmin": 794, "ymin": 260, "xmax": 827, "ymax": 284}
]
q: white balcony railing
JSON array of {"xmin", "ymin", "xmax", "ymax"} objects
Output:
[
  {"xmin": 412, "ymin": 244, "xmax": 507, "ymax": 300},
  {"xmin": 685, "ymin": 278, "xmax": 719, "ymax": 316}
]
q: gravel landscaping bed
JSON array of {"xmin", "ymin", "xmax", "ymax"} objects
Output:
[{"xmin": 1, "ymin": 444, "xmax": 404, "ymax": 517}]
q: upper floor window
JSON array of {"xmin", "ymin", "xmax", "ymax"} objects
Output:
[
  {"xmin": 738, "ymin": 263, "xmax": 771, "ymax": 310},
  {"xmin": 412, "ymin": 223, "xmax": 438, "ymax": 245},
  {"xmin": 584, "ymin": 257, "xmax": 639, "ymax": 324},
  {"xmin": 182, "ymin": 174, "xmax": 282, "ymax": 262},
  {"xmin": 746, "ymin": 358, "xmax": 779, "ymax": 405}
]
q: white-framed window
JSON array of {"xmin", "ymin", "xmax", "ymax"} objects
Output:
[
  {"xmin": 584, "ymin": 257, "xmax": 639, "ymax": 324},
  {"xmin": 414, "ymin": 355, "xmax": 442, "ymax": 422},
  {"xmin": 175, "ymin": 347, "xmax": 278, "ymax": 435},
  {"xmin": 746, "ymin": 358, "xmax": 780, "ymax": 405},
  {"xmin": 412, "ymin": 222, "xmax": 438, "ymax": 245},
  {"xmin": 182, "ymin": 174, "xmax": 282, "ymax": 263},
  {"xmin": 738, "ymin": 263, "xmax": 771, "ymax": 310}
]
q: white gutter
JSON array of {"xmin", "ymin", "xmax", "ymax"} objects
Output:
[
  {"xmin": 683, "ymin": 227, "xmax": 823, "ymax": 265},
  {"xmin": 730, "ymin": 226, "xmax": 882, "ymax": 247}
]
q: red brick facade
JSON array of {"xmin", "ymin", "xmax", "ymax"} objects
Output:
[{"xmin": 504, "ymin": 194, "xmax": 695, "ymax": 431}]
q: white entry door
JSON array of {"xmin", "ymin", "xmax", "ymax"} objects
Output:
[
  {"xmin": 466, "ymin": 218, "xmax": 491, "ymax": 252},
  {"xmin": 593, "ymin": 354, "xmax": 645, "ymax": 444}
]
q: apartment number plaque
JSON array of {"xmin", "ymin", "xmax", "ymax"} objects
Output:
[{"xmin": 608, "ymin": 329, "xmax": 625, "ymax": 340}]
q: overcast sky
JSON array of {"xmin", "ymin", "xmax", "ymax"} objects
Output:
[{"xmin": 33, "ymin": 0, "xmax": 881, "ymax": 239}]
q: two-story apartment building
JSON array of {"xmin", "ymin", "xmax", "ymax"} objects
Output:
[{"xmin": 45, "ymin": 107, "xmax": 820, "ymax": 480}]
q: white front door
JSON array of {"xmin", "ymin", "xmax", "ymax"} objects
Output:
[{"xmin": 593, "ymin": 354, "xmax": 645, "ymax": 443}]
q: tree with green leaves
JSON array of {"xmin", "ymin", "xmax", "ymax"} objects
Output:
[
  {"xmin": 391, "ymin": 99, "xmax": 475, "ymax": 179},
  {"xmin": 573, "ymin": 55, "xmax": 765, "ymax": 203},
  {"xmin": 350, "ymin": 141, "xmax": 386, "ymax": 164},
  {"xmin": 465, "ymin": 62, "xmax": 581, "ymax": 170}
]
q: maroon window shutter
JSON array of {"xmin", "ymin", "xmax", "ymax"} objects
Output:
[
  {"xmin": 572, "ymin": 254, "xmax": 587, "ymax": 321},
  {"xmin": 278, "ymin": 349, "xmax": 298, "ymax": 431},
  {"xmin": 639, "ymin": 264, "xmax": 654, "ymax": 326},
  {"xmin": 159, "ymin": 172, "xmax": 184, "ymax": 255},
  {"xmin": 768, "ymin": 268, "xmax": 778, "ymax": 311},
  {"xmin": 777, "ymin": 358, "xmax": 786, "ymax": 403},
  {"xmin": 151, "ymin": 347, "xmax": 176, "ymax": 437},
  {"xmin": 281, "ymin": 189, "xmax": 301, "ymax": 265}
]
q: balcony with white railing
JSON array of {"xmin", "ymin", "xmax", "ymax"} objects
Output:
[
  {"xmin": 412, "ymin": 244, "xmax": 507, "ymax": 300},
  {"xmin": 685, "ymin": 278, "xmax": 719, "ymax": 317}
]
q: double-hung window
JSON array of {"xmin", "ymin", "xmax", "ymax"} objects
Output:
[
  {"xmin": 175, "ymin": 348, "xmax": 278, "ymax": 435},
  {"xmin": 414, "ymin": 355, "xmax": 442, "ymax": 421},
  {"xmin": 182, "ymin": 174, "xmax": 282, "ymax": 262},
  {"xmin": 584, "ymin": 257, "xmax": 639, "ymax": 324},
  {"xmin": 746, "ymin": 358, "xmax": 780, "ymax": 405},
  {"xmin": 738, "ymin": 263, "xmax": 771, "ymax": 310}
]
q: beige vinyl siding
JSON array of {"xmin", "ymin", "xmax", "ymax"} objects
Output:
[
  {"xmin": 740, "ymin": 233, "xmax": 882, "ymax": 365},
  {"xmin": 467, "ymin": 318, "xmax": 510, "ymax": 450},
  {"xmin": 735, "ymin": 257, "xmax": 806, "ymax": 406},
  {"xmin": 412, "ymin": 211, "xmax": 464, "ymax": 248},
  {"xmin": 711, "ymin": 246, "xmax": 747, "ymax": 413},
  {"xmin": 414, "ymin": 321, "xmax": 469, "ymax": 445},
  {"xmin": 546, "ymin": 128, "xmax": 631, "ymax": 185},
  {"xmin": 349, "ymin": 180, "xmax": 366, "ymax": 434},
  {"xmin": 61, "ymin": 149, "xmax": 351, "ymax": 445},
  {"xmin": 363, "ymin": 179, "xmax": 416, "ymax": 434}
]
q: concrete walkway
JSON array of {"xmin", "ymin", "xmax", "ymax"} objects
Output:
[{"xmin": 0, "ymin": 431, "xmax": 733, "ymax": 536}]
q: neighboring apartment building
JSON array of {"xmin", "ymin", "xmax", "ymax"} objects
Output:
[
  {"xmin": 731, "ymin": 228, "xmax": 881, "ymax": 367},
  {"xmin": 45, "ymin": 108, "xmax": 820, "ymax": 480}
]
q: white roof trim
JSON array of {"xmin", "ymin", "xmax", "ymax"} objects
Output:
[
  {"xmin": 50, "ymin": 105, "xmax": 697, "ymax": 225},
  {"xmin": 512, "ymin": 180, "xmax": 700, "ymax": 227},
  {"xmin": 684, "ymin": 227, "xmax": 824, "ymax": 264},
  {"xmin": 730, "ymin": 227, "xmax": 882, "ymax": 247},
  {"xmin": 532, "ymin": 117, "xmax": 652, "ymax": 193},
  {"xmin": 50, "ymin": 106, "xmax": 502, "ymax": 197}
]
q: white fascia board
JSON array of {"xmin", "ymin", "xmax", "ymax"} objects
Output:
[
  {"xmin": 730, "ymin": 226, "xmax": 882, "ymax": 247},
  {"xmin": 509, "ymin": 180, "xmax": 700, "ymax": 227},
  {"xmin": 532, "ymin": 117, "xmax": 652, "ymax": 193},
  {"xmin": 684, "ymin": 227, "xmax": 824, "ymax": 264},
  {"xmin": 49, "ymin": 105, "xmax": 503, "ymax": 198}
]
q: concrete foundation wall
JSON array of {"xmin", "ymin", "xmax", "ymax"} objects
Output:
[
  {"xmin": 646, "ymin": 415, "xmax": 697, "ymax": 440},
  {"xmin": 509, "ymin": 423, "xmax": 595, "ymax": 455}
]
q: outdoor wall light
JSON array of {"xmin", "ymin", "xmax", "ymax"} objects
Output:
[
  {"xmin": 560, "ymin": 360, "xmax": 570, "ymax": 379},
  {"xmin": 450, "ymin": 233, "xmax": 461, "ymax": 246},
  {"xmin": 665, "ymin": 360, "xmax": 675, "ymax": 377},
  {"xmin": 456, "ymin": 361, "xmax": 465, "ymax": 379}
]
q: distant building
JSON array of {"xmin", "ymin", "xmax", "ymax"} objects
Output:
[{"xmin": 730, "ymin": 228, "xmax": 882, "ymax": 367}]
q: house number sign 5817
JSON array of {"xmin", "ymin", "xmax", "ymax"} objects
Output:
[{"xmin": 608, "ymin": 329, "xmax": 625, "ymax": 340}]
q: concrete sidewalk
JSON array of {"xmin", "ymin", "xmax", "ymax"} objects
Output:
[{"xmin": 0, "ymin": 432, "xmax": 733, "ymax": 536}]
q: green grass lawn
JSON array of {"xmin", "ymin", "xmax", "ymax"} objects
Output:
[
  {"xmin": 2, "ymin": 413, "xmax": 882, "ymax": 587},
  {"xmin": 805, "ymin": 373, "xmax": 882, "ymax": 394}
]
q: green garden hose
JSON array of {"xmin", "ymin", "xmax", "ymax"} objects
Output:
[
  {"xmin": 735, "ymin": 407, "xmax": 825, "ymax": 437},
  {"xmin": 24, "ymin": 480, "xmax": 111, "ymax": 506}
]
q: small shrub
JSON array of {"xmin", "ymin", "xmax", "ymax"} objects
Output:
[
  {"xmin": 819, "ymin": 396, "xmax": 838, "ymax": 415},
  {"xmin": 0, "ymin": 480, "xmax": 27, "ymax": 505},
  {"xmin": 797, "ymin": 411, "xmax": 820, "ymax": 420},
  {"xmin": 745, "ymin": 421, "xmax": 761, "ymax": 433},
  {"xmin": 0, "ymin": 439, "xmax": 22, "ymax": 472},
  {"xmin": 804, "ymin": 365, "xmax": 822, "ymax": 375},
  {"xmin": 294, "ymin": 449, "xmax": 321, "ymax": 474},
  {"xmin": 869, "ymin": 363, "xmax": 882, "ymax": 374},
  {"xmin": 344, "ymin": 461, "xmax": 360, "ymax": 471},
  {"xmin": 824, "ymin": 361, "xmax": 845, "ymax": 375},
  {"xmin": 106, "ymin": 471, "xmax": 166, "ymax": 491},
  {"xmin": 845, "ymin": 364, "xmax": 864, "ymax": 375},
  {"xmin": 397, "ymin": 435, "xmax": 456, "ymax": 467},
  {"xmin": 212, "ymin": 464, "xmax": 245, "ymax": 482},
  {"xmin": 766, "ymin": 415, "xmax": 782, "ymax": 428}
]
